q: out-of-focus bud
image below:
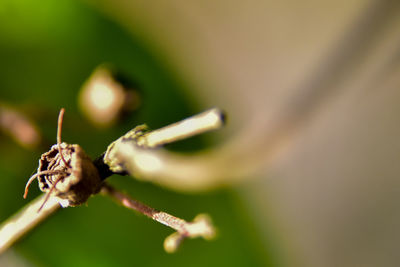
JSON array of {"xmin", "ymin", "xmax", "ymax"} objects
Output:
[
  {"xmin": 78, "ymin": 65, "xmax": 140, "ymax": 128},
  {"xmin": 0, "ymin": 104, "xmax": 41, "ymax": 149}
]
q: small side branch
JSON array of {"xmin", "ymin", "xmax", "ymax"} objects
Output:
[
  {"xmin": 140, "ymin": 108, "xmax": 225, "ymax": 148},
  {"xmin": 0, "ymin": 195, "xmax": 60, "ymax": 254},
  {"xmin": 101, "ymin": 183, "xmax": 216, "ymax": 253},
  {"xmin": 102, "ymin": 108, "xmax": 227, "ymax": 191}
]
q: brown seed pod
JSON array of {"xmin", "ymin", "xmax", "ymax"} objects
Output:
[{"xmin": 24, "ymin": 108, "xmax": 102, "ymax": 210}]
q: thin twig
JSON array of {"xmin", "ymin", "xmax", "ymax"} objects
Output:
[
  {"xmin": 0, "ymin": 194, "xmax": 60, "ymax": 254},
  {"xmin": 23, "ymin": 170, "xmax": 66, "ymax": 199},
  {"xmin": 57, "ymin": 108, "xmax": 70, "ymax": 168},
  {"xmin": 101, "ymin": 183, "xmax": 215, "ymax": 253},
  {"xmin": 37, "ymin": 176, "xmax": 65, "ymax": 212}
]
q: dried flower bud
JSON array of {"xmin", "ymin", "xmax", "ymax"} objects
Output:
[
  {"xmin": 37, "ymin": 143, "xmax": 102, "ymax": 207},
  {"xmin": 24, "ymin": 108, "xmax": 102, "ymax": 210}
]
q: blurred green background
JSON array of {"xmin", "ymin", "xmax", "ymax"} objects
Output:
[
  {"xmin": 0, "ymin": 0, "xmax": 279, "ymax": 266},
  {"xmin": 3, "ymin": 1, "xmax": 400, "ymax": 267}
]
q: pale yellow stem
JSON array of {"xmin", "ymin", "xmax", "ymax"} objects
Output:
[
  {"xmin": 0, "ymin": 194, "xmax": 60, "ymax": 254},
  {"xmin": 140, "ymin": 108, "xmax": 225, "ymax": 148}
]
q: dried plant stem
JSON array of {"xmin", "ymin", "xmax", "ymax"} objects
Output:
[
  {"xmin": 140, "ymin": 108, "xmax": 225, "ymax": 148},
  {"xmin": 103, "ymin": 108, "xmax": 227, "ymax": 191},
  {"xmin": 101, "ymin": 183, "xmax": 215, "ymax": 253},
  {"xmin": 0, "ymin": 194, "xmax": 60, "ymax": 254}
]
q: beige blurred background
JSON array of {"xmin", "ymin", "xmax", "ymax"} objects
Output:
[{"xmin": 82, "ymin": 0, "xmax": 400, "ymax": 266}]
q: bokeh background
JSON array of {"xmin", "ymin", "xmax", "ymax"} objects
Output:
[{"xmin": 1, "ymin": 0, "xmax": 400, "ymax": 266}]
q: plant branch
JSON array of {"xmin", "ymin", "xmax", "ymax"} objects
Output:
[
  {"xmin": 139, "ymin": 107, "xmax": 225, "ymax": 148},
  {"xmin": 0, "ymin": 108, "xmax": 224, "ymax": 255},
  {"xmin": 0, "ymin": 194, "xmax": 60, "ymax": 254},
  {"xmin": 101, "ymin": 108, "xmax": 227, "ymax": 191},
  {"xmin": 101, "ymin": 183, "xmax": 215, "ymax": 253}
]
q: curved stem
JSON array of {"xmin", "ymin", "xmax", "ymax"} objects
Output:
[
  {"xmin": 23, "ymin": 170, "xmax": 66, "ymax": 199},
  {"xmin": 57, "ymin": 108, "xmax": 70, "ymax": 168}
]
